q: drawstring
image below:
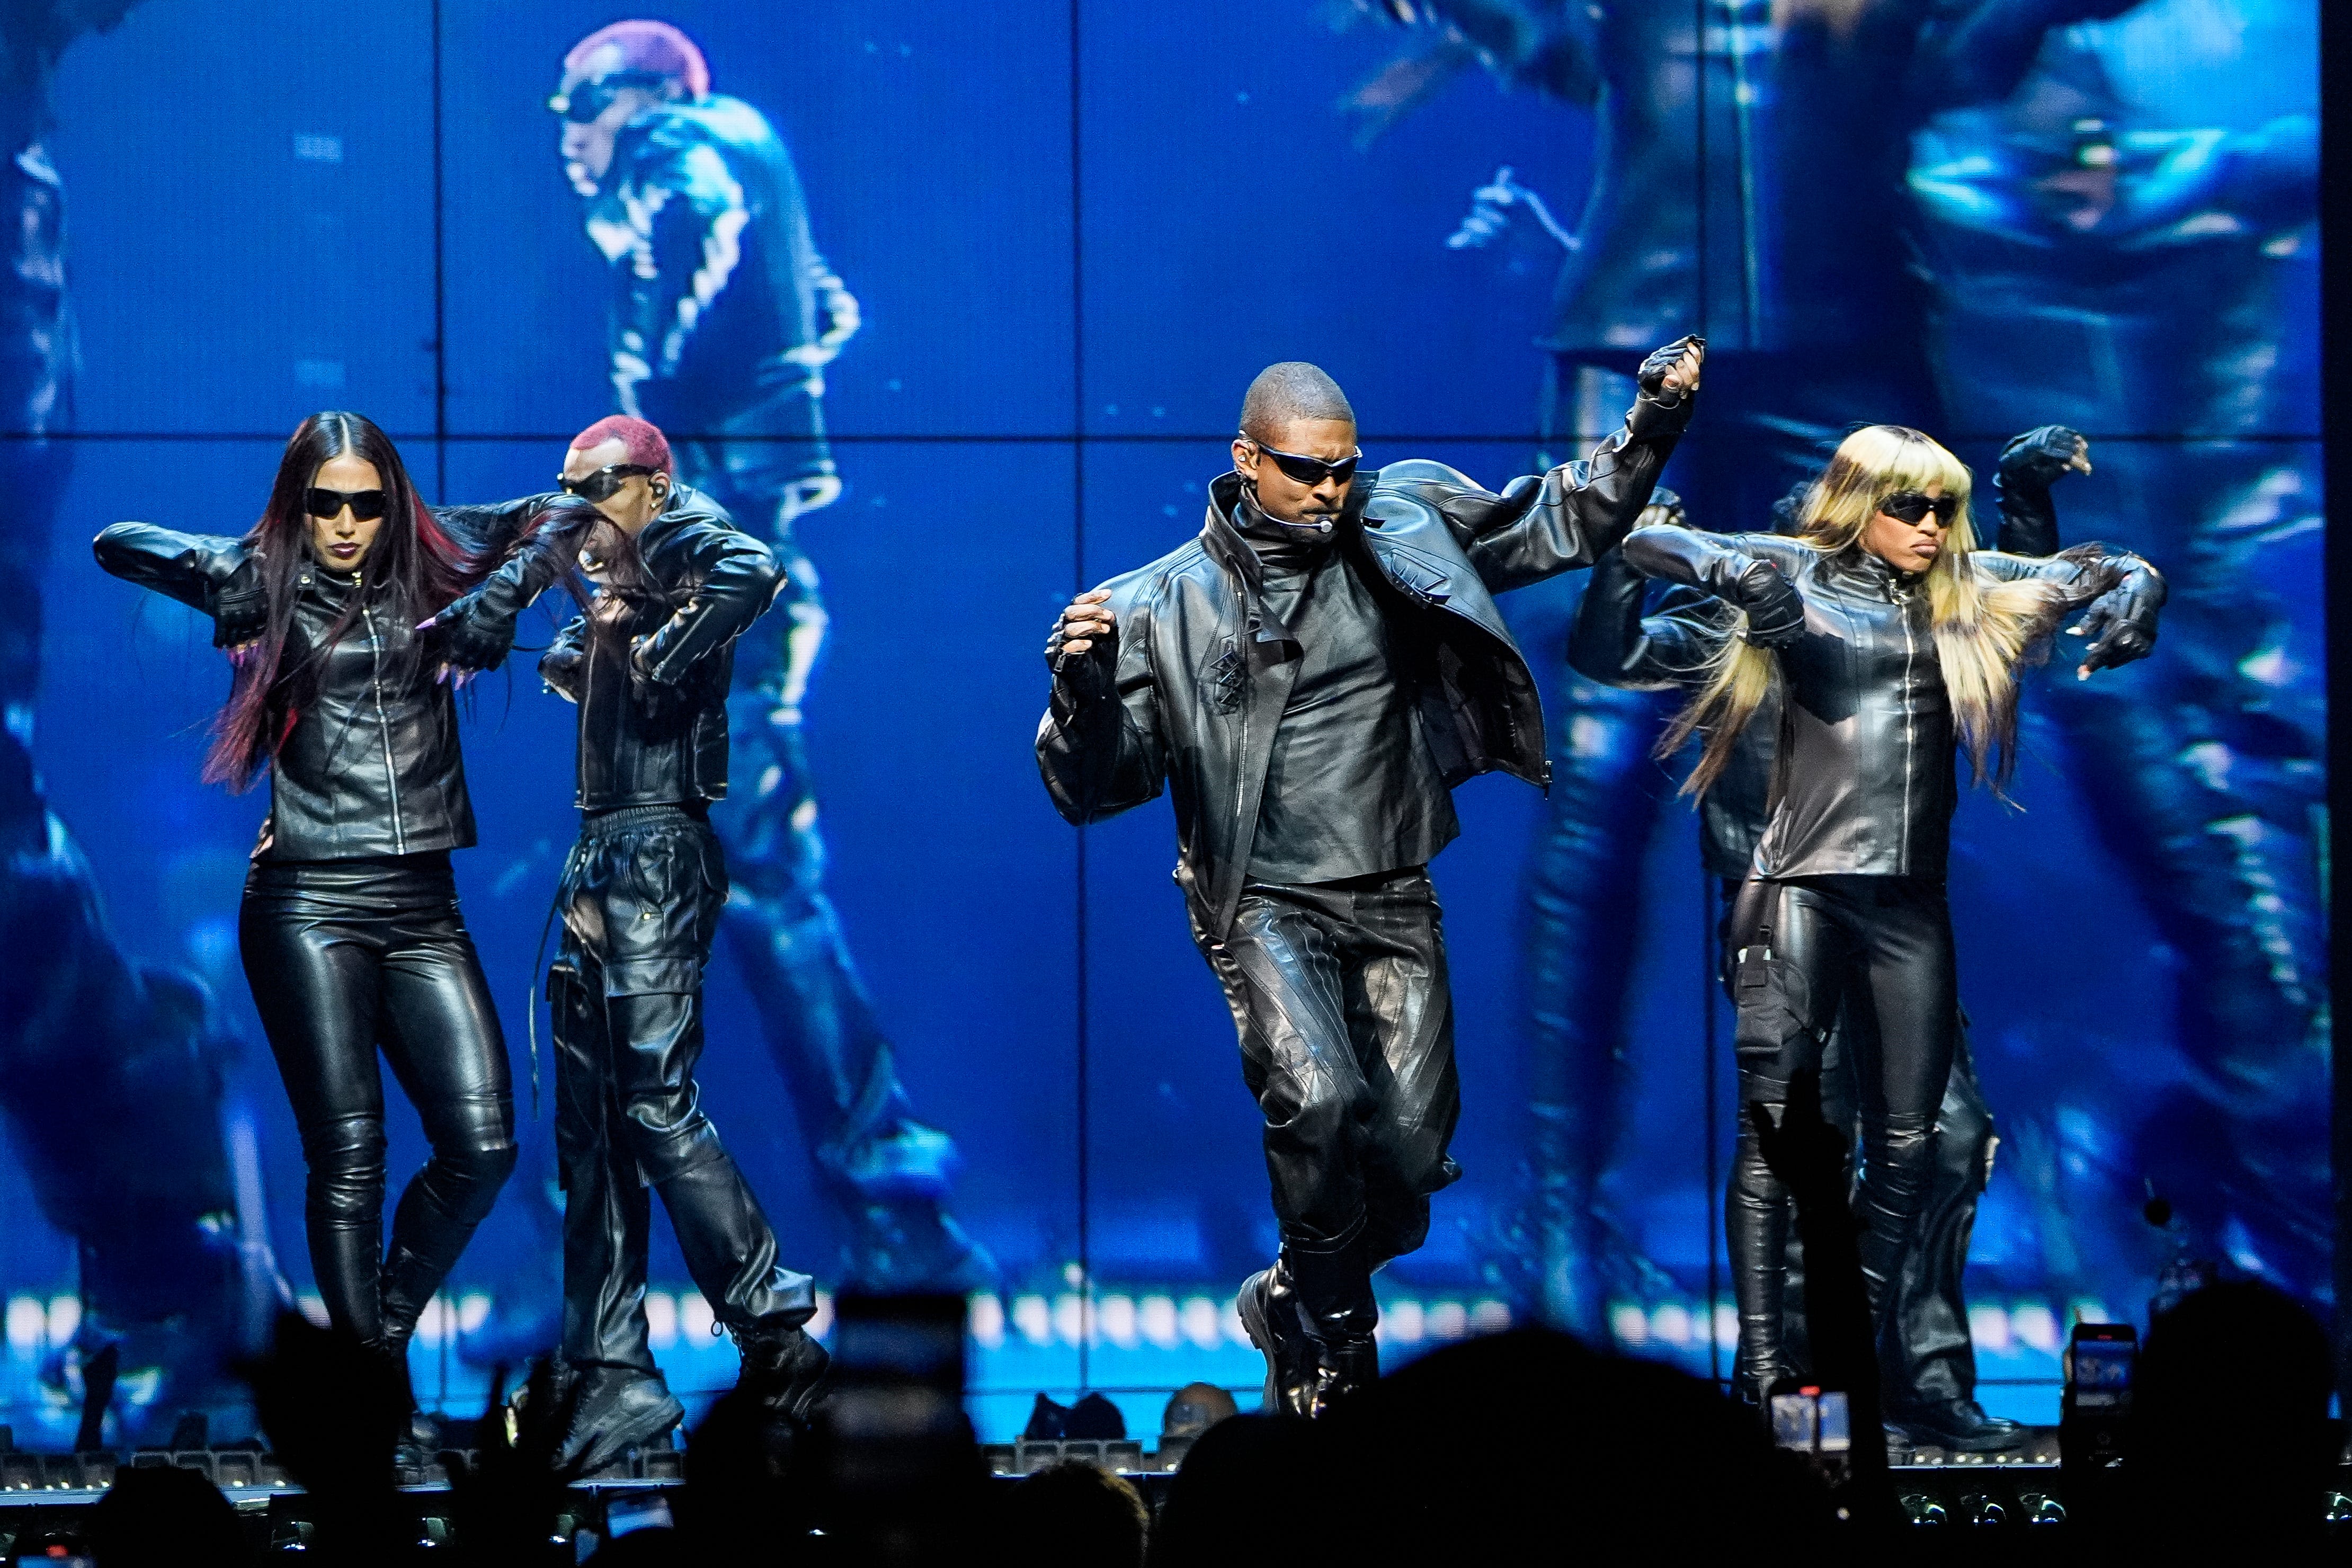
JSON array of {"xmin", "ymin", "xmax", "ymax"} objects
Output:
[{"xmin": 525, "ymin": 839, "xmax": 585, "ymax": 1119}]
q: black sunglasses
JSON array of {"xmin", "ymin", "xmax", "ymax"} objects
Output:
[
  {"xmin": 558, "ymin": 463, "xmax": 660, "ymax": 503},
  {"xmin": 1241, "ymin": 435, "xmax": 1362, "ymax": 488},
  {"xmin": 1879, "ymin": 490, "xmax": 1959, "ymax": 526},
  {"xmin": 305, "ymin": 487, "xmax": 388, "ymax": 522}
]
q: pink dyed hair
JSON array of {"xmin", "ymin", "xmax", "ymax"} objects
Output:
[
  {"xmin": 571, "ymin": 414, "xmax": 673, "ymax": 476},
  {"xmin": 563, "ymin": 20, "xmax": 711, "ymax": 99}
]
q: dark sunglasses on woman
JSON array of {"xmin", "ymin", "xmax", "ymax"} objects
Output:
[
  {"xmin": 1879, "ymin": 490, "xmax": 1959, "ymax": 525},
  {"xmin": 305, "ymin": 487, "xmax": 388, "ymax": 521}
]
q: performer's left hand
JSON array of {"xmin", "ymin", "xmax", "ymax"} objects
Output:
[
  {"xmin": 2069, "ymin": 583, "xmax": 2159, "ymax": 678},
  {"xmin": 1638, "ymin": 336, "xmax": 1706, "ymax": 400}
]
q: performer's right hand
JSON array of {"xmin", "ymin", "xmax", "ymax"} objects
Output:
[
  {"xmin": 1735, "ymin": 561, "xmax": 1805, "ymax": 648},
  {"xmin": 1048, "ymin": 589, "xmax": 1116, "ymax": 668}
]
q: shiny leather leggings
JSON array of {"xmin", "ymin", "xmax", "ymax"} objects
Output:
[
  {"xmin": 1191, "ymin": 868, "xmax": 1463, "ymax": 1342},
  {"xmin": 551, "ymin": 805, "xmax": 814, "ymax": 1373},
  {"xmin": 1797, "ymin": 991, "xmax": 1995, "ymax": 1412},
  {"xmin": 239, "ymin": 854, "xmax": 516, "ymax": 1351},
  {"xmin": 1725, "ymin": 876, "xmax": 1955, "ymax": 1394}
]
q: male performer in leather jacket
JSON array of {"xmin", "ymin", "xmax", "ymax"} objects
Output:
[
  {"xmin": 444, "ymin": 416, "xmax": 828, "ymax": 1469},
  {"xmin": 1567, "ymin": 425, "xmax": 2089, "ymax": 1451},
  {"xmin": 549, "ymin": 20, "xmax": 986, "ymax": 1290},
  {"xmin": 1038, "ymin": 337, "xmax": 1701, "ymax": 1415}
]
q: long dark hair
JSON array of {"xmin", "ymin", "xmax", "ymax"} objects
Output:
[{"xmin": 206, "ymin": 412, "xmax": 476, "ymax": 790}]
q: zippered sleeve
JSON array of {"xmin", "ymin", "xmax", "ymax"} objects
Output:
[
  {"xmin": 94, "ymin": 522, "xmax": 266, "ymax": 646},
  {"xmin": 636, "ymin": 525, "xmax": 784, "ymax": 684},
  {"xmin": 1415, "ymin": 387, "xmax": 1694, "ymax": 594}
]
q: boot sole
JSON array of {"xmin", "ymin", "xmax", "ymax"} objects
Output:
[
  {"xmin": 1235, "ymin": 1272, "xmax": 1287, "ymax": 1415},
  {"xmin": 568, "ymin": 1389, "xmax": 686, "ymax": 1475}
]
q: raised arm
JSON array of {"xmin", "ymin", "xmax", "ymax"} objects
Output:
[
  {"xmin": 1618, "ymin": 524, "xmax": 1812, "ymax": 648},
  {"xmin": 1400, "ymin": 337, "xmax": 1703, "ymax": 594},
  {"xmin": 1567, "ymin": 546, "xmax": 1725, "ymax": 690},
  {"xmin": 1991, "ymin": 424, "xmax": 2089, "ymax": 557},
  {"xmin": 1035, "ymin": 584, "xmax": 1169, "ymax": 825},
  {"xmin": 92, "ymin": 522, "xmax": 266, "ymax": 648},
  {"xmin": 429, "ymin": 496, "xmax": 601, "ymax": 671},
  {"xmin": 1975, "ymin": 542, "xmax": 2166, "ymax": 676}
]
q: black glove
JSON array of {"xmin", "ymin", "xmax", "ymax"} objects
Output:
[
  {"xmin": 1734, "ymin": 559, "xmax": 1805, "ymax": 648},
  {"xmin": 627, "ymin": 637, "xmax": 692, "ymax": 719},
  {"xmin": 1997, "ymin": 424, "xmax": 2086, "ymax": 493},
  {"xmin": 424, "ymin": 589, "xmax": 516, "ymax": 673},
  {"xmin": 1046, "ymin": 612, "xmax": 1118, "ymax": 707},
  {"xmin": 209, "ymin": 556, "xmax": 269, "ymax": 649},
  {"xmin": 538, "ymin": 643, "xmax": 584, "ymax": 702},
  {"xmin": 1636, "ymin": 334, "xmax": 1705, "ymax": 404},
  {"xmin": 2071, "ymin": 580, "xmax": 2161, "ymax": 673}
]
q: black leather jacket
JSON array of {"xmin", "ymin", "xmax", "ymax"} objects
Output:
[
  {"xmin": 1038, "ymin": 388, "xmax": 1691, "ymax": 937},
  {"xmin": 1617, "ymin": 525, "xmax": 2163, "ymax": 879},
  {"xmin": 524, "ymin": 494, "xmax": 784, "ymax": 812},
  {"xmin": 1569, "ymin": 434, "xmax": 2076, "ymax": 876},
  {"xmin": 96, "ymin": 522, "xmax": 474, "ymax": 860}
]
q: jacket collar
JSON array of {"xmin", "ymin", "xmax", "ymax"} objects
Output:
[
  {"xmin": 1201, "ymin": 469, "xmax": 1376, "ymax": 643},
  {"xmin": 634, "ymin": 491, "xmax": 728, "ymax": 555},
  {"xmin": 1824, "ymin": 544, "xmax": 1923, "ymax": 598}
]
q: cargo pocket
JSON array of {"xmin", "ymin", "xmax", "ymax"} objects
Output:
[{"xmin": 1732, "ymin": 928, "xmax": 1814, "ymax": 1074}]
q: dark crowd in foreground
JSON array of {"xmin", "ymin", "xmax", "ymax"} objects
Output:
[{"xmin": 12, "ymin": 1268, "xmax": 2332, "ymax": 1567}]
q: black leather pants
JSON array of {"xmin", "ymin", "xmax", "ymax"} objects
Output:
[
  {"xmin": 1190, "ymin": 868, "xmax": 1463, "ymax": 1343},
  {"xmin": 239, "ymin": 854, "xmax": 516, "ymax": 1351},
  {"xmin": 551, "ymin": 805, "xmax": 814, "ymax": 1374},
  {"xmin": 1724, "ymin": 875, "xmax": 1956, "ymax": 1395}
]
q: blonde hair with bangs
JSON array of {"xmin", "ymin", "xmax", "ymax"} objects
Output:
[{"xmin": 1662, "ymin": 425, "xmax": 2071, "ymax": 799}]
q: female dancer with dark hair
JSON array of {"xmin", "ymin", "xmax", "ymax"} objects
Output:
[
  {"xmin": 94, "ymin": 411, "xmax": 539, "ymax": 1366},
  {"xmin": 1619, "ymin": 424, "xmax": 2166, "ymax": 1406}
]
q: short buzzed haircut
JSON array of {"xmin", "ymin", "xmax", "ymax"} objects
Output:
[{"xmin": 1240, "ymin": 362, "xmax": 1355, "ymax": 443}]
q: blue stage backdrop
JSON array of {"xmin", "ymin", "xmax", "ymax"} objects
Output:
[{"xmin": 0, "ymin": 0, "xmax": 2320, "ymax": 1442}]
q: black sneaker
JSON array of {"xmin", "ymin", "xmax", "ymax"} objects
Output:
[
  {"xmin": 555, "ymin": 1366, "xmax": 685, "ymax": 1475},
  {"xmin": 1886, "ymin": 1398, "xmax": 2027, "ymax": 1454},
  {"xmin": 1236, "ymin": 1268, "xmax": 1312, "ymax": 1419}
]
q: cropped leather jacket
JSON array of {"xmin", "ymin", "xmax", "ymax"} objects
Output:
[
  {"xmin": 1569, "ymin": 434, "xmax": 2077, "ymax": 877},
  {"xmin": 96, "ymin": 522, "xmax": 475, "ymax": 860},
  {"xmin": 1617, "ymin": 525, "xmax": 2164, "ymax": 880},
  {"xmin": 524, "ymin": 494, "xmax": 785, "ymax": 812},
  {"xmin": 1038, "ymin": 385, "xmax": 1691, "ymax": 938}
]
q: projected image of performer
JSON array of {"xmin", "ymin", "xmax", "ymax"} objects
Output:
[
  {"xmin": 0, "ymin": 0, "xmax": 286, "ymax": 1443},
  {"xmin": 1037, "ymin": 338, "xmax": 1701, "ymax": 1416},
  {"xmin": 93, "ymin": 414, "xmax": 525, "ymax": 1391},
  {"xmin": 1615, "ymin": 425, "xmax": 2162, "ymax": 1424},
  {"xmin": 1571, "ymin": 425, "xmax": 2090, "ymax": 1451},
  {"xmin": 1350, "ymin": 0, "xmax": 2143, "ymax": 1339},
  {"xmin": 546, "ymin": 19, "xmax": 988, "ymax": 1292},
  {"xmin": 1909, "ymin": 8, "xmax": 2326, "ymax": 1304},
  {"xmin": 434, "ymin": 416, "xmax": 828, "ymax": 1470}
]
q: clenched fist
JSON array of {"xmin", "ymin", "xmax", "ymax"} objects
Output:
[{"xmin": 1047, "ymin": 588, "xmax": 1116, "ymax": 669}]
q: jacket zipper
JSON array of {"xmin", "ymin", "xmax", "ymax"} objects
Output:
[
  {"xmin": 361, "ymin": 592, "xmax": 408, "ymax": 854},
  {"xmin": 1893, "ymin": 577, "xmax": 1914, "ymax": 875}
]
